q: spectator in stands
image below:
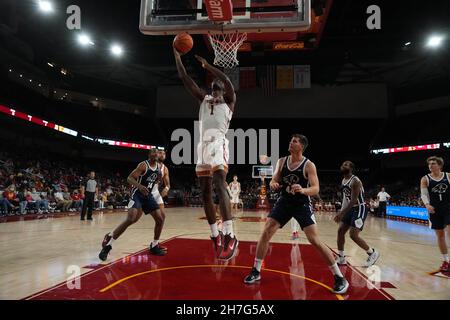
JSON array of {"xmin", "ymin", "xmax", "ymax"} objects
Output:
[
  {"xmin": 31, "ymin": 188, "xmax": 49, "ymax": 213},
  {"xmin": 71, "ymin": 190, "xmax": 83, "ymax": 212},
  {"xmin": 63, "ymin": 187, "xmax": 74, "ymax": 211},
  {"xmin": 0, "ymin": 191, "xmax": 14, "ymax": 215},
  {"xmin": 3, "ymin": 186, "xmax": 19, "ymax": 208},
  {"xmin": 54, "ymin": 189, "xmax": 71, "ymax": 212},
  {"xmin": 18, "ymin": 187, "xmax": 28, "ymax": 215},
  {"xmin": 377, "ymin": 187, "xmax": 391, "ymax": 217}
]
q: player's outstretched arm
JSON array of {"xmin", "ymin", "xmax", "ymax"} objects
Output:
[
  {"xmin": 195, "ymin": 55, "xmax": 236, "ymax": 105},
  {"xmin": 173, "ymin": 48, "xmax": 205, "ymax": 102}
]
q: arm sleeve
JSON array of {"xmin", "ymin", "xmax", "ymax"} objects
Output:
[{"xmin": 420, "ymin": 188, "xmax": 430, "ymax": 205}]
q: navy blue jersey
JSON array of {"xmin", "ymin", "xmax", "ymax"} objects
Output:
[
  {"xmin": 426, "ymin": 172, "xmax": 450, "ymax": 208},
  {"xmin": 131, "ymin": 161, "xmax": 161, "ymax": 197},
  {"xmin": 279, "ymin": 156, "xmax": 311, "ymax": 205},
  {"xmin": 341, "ymin": 175, "xmax": 365, "ymax": 208}
]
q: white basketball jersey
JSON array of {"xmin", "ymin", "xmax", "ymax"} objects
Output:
[
  {"xmin": 199, "ymin": 95, "xmax": 232, "ymax": 142},
  {"xmin": 231, "ymin": 182, "xmax": 240, "ymax": 193}
]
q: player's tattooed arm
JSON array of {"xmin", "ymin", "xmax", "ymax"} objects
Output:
[
  {"xmin": 173, "ymin": 48, "xmax": 206, "ymax": 102},
  {"xmin": 127, "ymin": 162, "xmax": 150, "ymax": 196}
]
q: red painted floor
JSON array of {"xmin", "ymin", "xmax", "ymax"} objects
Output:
[{"xmin": 25, "ymin": 238, "xmax": 394, "ymax": 300}]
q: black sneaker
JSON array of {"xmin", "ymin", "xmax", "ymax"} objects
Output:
[
  {"xmin": 99, "ymin": 245, "xmax": 112, "ymax": 261},
  {"xmin": 244, "ymin": 268, "xmax": 261, "ymax": 284},
  {"xmin": 149, "ymin": 244, "xmax": 167, "ymax": 256},
  {"xmin": 332, "ymin": 275, "xmax": 349, "ymax": 294},
  {"xmin": 87, "ymin": 216, "xmax": 93, "ymax": 221},
  {"xmin": 102, "ymin": 233, "xmax": 112, "ymax": 248}
]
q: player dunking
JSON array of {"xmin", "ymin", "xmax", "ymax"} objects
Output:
[
  {"xmin": 420, "ymin": 156, "xmax": 450, "ymax": 272},
  {"xmin": 98, "ymin": 149, "xmax": 167, "ymax": 261},
  {"xmin": 244, "ymin": 134, "xmax": 349, "ymax": 294},
  {"xmin": 174, "ymin": 48, "xmax": 238, "ymax": 260},
  {"xmin": 334, "ymin": 161, "xmax": 380, "ymax": 267},
  {"xmin": 229, "ymin": 175, "xmax": 241, "ymax": 211}
]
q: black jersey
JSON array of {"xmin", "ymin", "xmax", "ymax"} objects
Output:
[
  {"xmin": 426, "ymin": 172, "xmax": 450, "ymax": 208},
  {"xmin": 279, "ymin": 156, "xmax": 311, "ymax": 205},
  {"xmin": 131, "ymin": 161, "xmax": 161, "ymax": 197},
  {"xmin": 341, "ymin": 175, "xmax": 365, "ymax": 208}
]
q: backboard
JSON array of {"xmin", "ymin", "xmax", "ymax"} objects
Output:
[
  {"xmin": 252, "ymin": 165, "xmax": 274, "ymax": 179},
  {"xmin": 139, "ymin": 0, "xmax": 311, "ymax": 35}
]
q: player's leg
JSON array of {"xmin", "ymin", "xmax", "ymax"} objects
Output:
[
  {"xmin": 291, "ymin": 218, "xmax": 300, "ymax": 240},
  {"xmin": 149, "ymin": 208, "xmax": 167, "ymax": 255},
  {"xmin": 303, "ymin": 224, "xmax": 349, "ymax": 294},
  {"xmin": 435, "ymin": 228, "xmax": 449, "ymax": 271},
  {"xmin": 99, "ymin": 207, "xmax": 143, "ymax": 261},
  {"xmin": 199, "ymin": 175, "xmax": 223, "ymax": 256},
  {"xmin": 148, "ymin": 190, "xmax": 167, "ymax": 255},
  {"xmin": 336, "ymin": 222, "xmax": 350, "ymax": 265},
  {"xmin": 349, "ymin": 227, "xmax": 379, "ymax": 267},
  {"xmin": 213, "ymin": 169, "xmax": 238, "ymax": 260},
  {"xmin": 244, "ymin": 217, "xmax": 280, "ymax": 284}
]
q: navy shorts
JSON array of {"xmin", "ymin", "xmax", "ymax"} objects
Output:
[
  {"xmin": 268, "ymin": 197, "xmax": 316, "ymax": 230},
  {"xmin": 429, "ymin": 206, "xmax": 450, "ymax": 230},
  {"xmin": 128, "ymin": 191, "xmax": 159, "ymax": 215},
  {"xmin": 342, "ymin": 205, "xmax": 367, "ymax": 231}
]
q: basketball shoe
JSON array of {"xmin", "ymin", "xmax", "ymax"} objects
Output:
[
  {"xmin": 335, "ymin": 254, "xmax": 347, "ymax": 266},
  {"xmin": 364, "ymin": 249, "xmax": 380, "ymax": 267},
  {"xmin": 211, "ymin": 231, "xmax": 224, "ymax": 258},
  {"xmin": 333, "ymin": 275, "xmax": 349, "ymax": 294},
  {"xmin": 219, "ymin": 234, "xmax": 238, "ymax": 260},
  {"xmin": 440, "ymin": 261, "xmax": 449, "ymax": 272},
  {"xmin": 244, "ymin": 267, "xmax": 261, "ymax": 284}
]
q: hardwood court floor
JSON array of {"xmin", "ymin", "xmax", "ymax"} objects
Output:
[{"xmin": 0, "ymin": 208, "xmax": 449, "ymax": 300}]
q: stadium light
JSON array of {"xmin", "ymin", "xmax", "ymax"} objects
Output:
[
  {"xmin": 78, "ymin": 34, "xmax": 95, "ymax": 47},
  {"xmin": 38, "ymin": 1, "xmax": 54, "ymax": 13},
  {"xmin": 110, "ymin": 44, "xmax": 124, "ymax": 57},
  {"xmin": 426, "ymin": 35, "xmax": 444, "ymax": 48},
  {"xmin": 404, "ymin": 42, "xmax": 411, "ymax": 46}
]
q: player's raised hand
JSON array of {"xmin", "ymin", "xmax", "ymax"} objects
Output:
[
  {"xmin": 195, "ymin": 55, "xmax": 209, "ymax": 68},
  {"xmin": 173, "ymin": 46, "xmax": 181, "ymax": 59}
]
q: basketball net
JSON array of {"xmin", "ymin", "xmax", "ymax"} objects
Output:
[{"xmin": 208, "ymin": 32, "xmax": 247, "ymax": 69}]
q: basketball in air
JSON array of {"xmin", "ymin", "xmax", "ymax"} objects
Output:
[{"xmin": 173, "ymin": 33, "xmax": 194, "ymax": 54}]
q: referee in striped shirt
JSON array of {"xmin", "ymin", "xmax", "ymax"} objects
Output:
[{"xmin": 81, "ymin": 171, "xmax": 97, "ymax": 221}]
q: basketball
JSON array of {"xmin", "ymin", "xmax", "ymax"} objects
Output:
[{"xmin": 173, "ymin": 33, "xmax": 193, "ymax": 54}]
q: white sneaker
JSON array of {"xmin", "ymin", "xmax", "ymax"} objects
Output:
[
  {"xmin": 336, "ymin": 254, "xmax": 347, "ymax": 265},
  {"xmin": 365, "ymin": 249, "xmax": 380, "ymax": 267}
]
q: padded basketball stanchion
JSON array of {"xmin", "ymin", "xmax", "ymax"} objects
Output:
[{"xmin": 208, "ymin": 32, "xmax": 247, "ymax": 68}]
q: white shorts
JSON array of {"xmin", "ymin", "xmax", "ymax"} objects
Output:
[
  {"xmin": 231, "ymin": 193, "xmax": 240, "ymax": 204},
  {"xmin": 152, "ymin": 190, "xmax": 164, "ymax": 206},
  {"xmin": 196, "ymin": 138, "xmax": 229, "ymax": 177}
]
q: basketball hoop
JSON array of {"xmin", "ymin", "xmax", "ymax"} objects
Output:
[{"xmin": 208, "ymin": 32, "xmax": 247, "ymax": 69}]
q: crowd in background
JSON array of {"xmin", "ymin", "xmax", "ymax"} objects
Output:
[{"xmin": 0, "ymin": 147, "xmax": 130, "ymax": 216}]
